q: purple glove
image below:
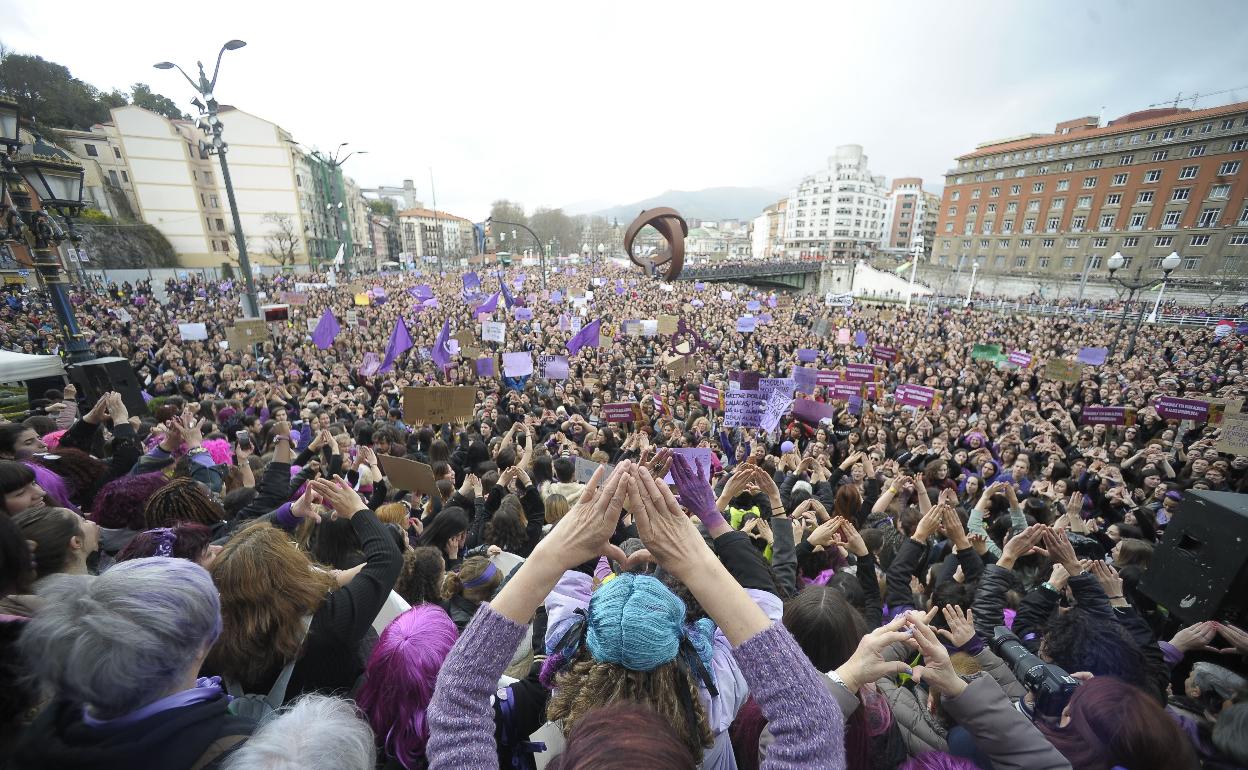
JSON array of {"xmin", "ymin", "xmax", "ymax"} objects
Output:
[{"xmin": 669, "ymin": 453, "xmax": 726, "ymax": 531}]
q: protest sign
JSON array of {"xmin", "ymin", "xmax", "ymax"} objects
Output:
[
  {"xmin": 225, "ymin": 318, "xmax": 268, "ymax": 351},
  {"xmin": 603, "ymin": 402, "xmax": 640, "ymax": 422},
  {"xmin": 728, "ymin": 370, "xmax": 762, "ymax": 392},
  {"xmin": 1215, "ymin": 412, "xmax": 1248, "ymax": 455},
  {"xmin": 827, "ymin": 382, "xmax": 863, "ymax": 401},
  {"xmin": 514, "ymin": 307, "xmax": 533, "ymax": 321},
  {"xmin": 792, "ymin": 397, "xmax": 836, "ymax": 423},
  {"xmin": 482, "ymin": 320, "xmax": 506, "ymax": 343},
  {"xmin": 640, "ymin": 319, "xmax": 659, "ymax": 337},
  {"xmin": 663, "ymin": 354, "xmax": 693, "ymax": 377},
  {"xmin": 747, "ymin": 300, "xmax": 762, "ymax": 312},
  {"xmin": 871, "ymin": 345, "xmax": 898, "ymax": 363},
  {"xmin": 845, "ymin": 362, "xmax": 878, "ymax": 383},
  {"xmin": 279, "ymin": 291, "xmax": 308, "ymax": 305},
  {"xmin": 825, "ymin": 292, "xmax": 853, "ymax": 307},
  {"xmin": 402, "ymin": 386, "xmax": 476, "ymax": 423},
  {"xmin": 720, "ymin": 290, "xmax": 733, "ymax": 301},
  {"xmin": 698, "ymin": 384, "xmax": 722, "ymax": 409},
  {"xmin": 538, "ymin": 354, "xmax": 570, "ymax": 380},
  {"xmin": 574, "ymin": 456, "xmax": 615, "ymax": 484},
  {"xmin": 1044, "ymin": 358, "xmax": 1083, "ymax": 384},
  {"xmin": 792, "ymin": 366, "xmax": 820, "ymax": 394},
  {"xmin": 178, "ymin": 322, "xmax": 208, "ymax": 341},
  {"xmin": 736, "ymin": 316, "xmax": 757, "ymax": 333},
  {"xmin": 658, "ymin": 314, "xmax": 679, "ymax": 335},
  {"xmin": 454, "ymin": 330, "xmax": 475, "ymax": 350},
  {"xmin": 344, "ymin": 311, "xmax": 360, "ymax": 328},
  {"xmin": 502, "ymin": 352, "xmax": 534, "ymax": 377},
  {"xmin": 837, "ymin": 328, "xmax": 852, "ymax": 345},
  {"xmin": 1080, "ymin": 405, "xmax": 1136, "ymax": 426},
  {"xmin": 1209, "ymin": 398, "xmax": 1244, "ymax": 426},
  {"xmin": 797, "ymin": 348, "xmax": 819, "ymax": 363},
  {"xmin": 854, "ymin": 330, "xmax": 868, "ymax": 347},
  {"xmin": 971, "ymin": 343, "xmax": 1002, "ymax": 361},
  {"xmin": 816, "ymin": 370, "xmax": 840, "ymax": 387},
  {"xmin": 1155, "ymin": 396, "xmax": 1210, "ymax": 422},
  {"xmin": 895, "ymin": 384, "xmax": 938, "ymax": 409},
  {"xmin": 1077, "ymin": 347, "xmax": 1109, "ymax": 366},
  {"xmin": 475, "ymin": 357, "xmax": 495, "ymax": 377},
  {"xmin": 623, "ymin": 320, "xmax": 642, "ymax": 336},
  {"xmin": 377, "ymin": 454, "xmax": 437, "ymax": 495},
  {"xmin": 724, "ymin": 390, "xmax": 764, "ymax": 428},
  {"xmin": 1007, "ymin": 351, "xmax": 1033, "ymax": 368},
  {"xmin": 353, "ymin": 293, "xmax": 371, "ymax": 306},
  {"xmin": 813, "ymin": 318, "xmax": 831, "ymax": 338}
]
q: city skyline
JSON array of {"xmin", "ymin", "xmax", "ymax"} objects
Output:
[{"xmin": 4, "ymin": 0, "xmax": 1247, "ymax": 219}]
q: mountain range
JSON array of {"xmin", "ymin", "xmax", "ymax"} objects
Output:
[{"xmin": 566, "ymin": 186, "xmax": 787, "ymax": 223}]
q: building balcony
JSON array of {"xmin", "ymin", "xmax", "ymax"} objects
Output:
[
  {"xmin": 1161, "ymin": 223, "xmax": 1178, "ymax": 230},
  {"xmin": 1099, "ymin": 226, "xmax": 1115, "ymax": 232},
  {"xmin": 1128, "ymin": 225, "xmax": 1143, "ymax": 231}
]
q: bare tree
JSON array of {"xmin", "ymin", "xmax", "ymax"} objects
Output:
[{"xmin": 262, "ymin": 212, "xmax": 300, "ymax": 267}]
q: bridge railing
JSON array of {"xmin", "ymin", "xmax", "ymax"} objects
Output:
[
  {"xmin": 680, "ymin": 261, "xmax": 822, "ymax": 280},
  {"xmin": 860, "ymin": 293, "xmax": 1247, "ymax": 327}
]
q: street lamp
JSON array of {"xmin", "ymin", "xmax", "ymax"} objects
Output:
[
  {"xmin": 964, "ymin": 257, "xmax": 981, "ymax": 306},
  {"xmin": 487, "ymin": 217, "xmax": 546, "ymax": 289},
  {"xmin": 1146, "ymin": 251, "xmax": 1182, "ymax": 323},
  {"xmin": 905, "ymin": 241, "xmax": 921, "ymax": 309},
  {"xmin": 597, "ymin": 242, "xmax": 605, "ymax": 260},
  {"xmin": 0, "ymin": 111, "xmax": 93, "ymax": 363},
  {"xmin": 154, "ymin": 39, "xmax": 260, "ymax": 318},
  {"xmin": 297, "ymin": 141, "xmax": 367, "ymax": 275},
  {"xmin": 1106, "ymin": 250, "xmax": 1177, "ymax": 359}
]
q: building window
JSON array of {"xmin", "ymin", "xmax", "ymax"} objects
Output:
[
  {"xmin": 1172, "ymin": 188, "xmax": 1191, "ymax": 201},
  {"xmin": 120, "ymin": 170, "xmax": 128, "ymax": 183},
  {"xmin": 1038, "ymin": 256, "xmax": 1050, "ymax": 268},
  {"xmin": 1051, "ymin": 198, "xmax": 1065, "ymax": 210},
  {"xmin": 1015, "ymin": 255, "xmax": 1028, "ymax": 267},
  {"xmin": 1019, "ymin": 239, "xmax": 1032, "ymax": 248},
  {"xmin": 1002, "ymin": 220, "xmax": 1014, "ymax": 233},
  {"xmin": 1144, "ymin": 169, "xmax": 1162, "ymax": 183},
  {"xmin": 1111, "ymin": 173, "xmax": 1129, "ymax": 185},
  {"xmin": 971, "ymin": 189, "xmax": 982, "ymax": 199},
  {"xmin": 1241, "ymin": 206, "xmax": 1248, "ymax": 225},
  {"xmin": 948, "ymin": 206, "xmax": 958, "ymax": 216},
  {"xmin": 1188, "ymin": 145, "xmax": 1206, "ymax": 157},
  {"xmin": 942, "ymin": 239, "xmax": 951, "ymax": 248},
  {"xmin": 1189, "ymin": 235, "xmax": 1211, "ymax": 246},
  {"xmin": 1024, "ymin": 219, "xmax": 1036, "ymax": 233},
  {"xmin": 1181, "ymin": 127, "xmax": 1194, "ymax": 137},
  {"xmin": 1072, "ymin": 216, "xmax": 1087, "ymax": 230},
  {"xmin": 1163, "ymin": 211, "xmax": 1182, "ymax": 227},
  {"xmin": 1162, "ymin": 128, "xmax": 1175, "ymax": 139},
  {"xmin": 1056, "ymin": 179, "xmax": 1070, "ymax": 191},
  {"xmin": 1082, "ymin": 177, "xmax": 1097, "ymax": 188},
  {"xmin": 998, "ymin": 239, "xmax": 1010, "ymax": 248},
  {"xmin": 1047, "ymin": 217, "xmax": 1061, "ymax": 232},
  {"xmin": 84, "ymin": 144, "xmax": 98, "ymax": 157},
  {"xmin": 1223, "ymin": 256, "xmax": 1240, "ymax": 273},
  {"xmin": 1106, "ymin": 193, "xmax": 1122, "ymax": 205},
  {"xmin": 1032, "ymin": 182, "xmax": 1044, "ymax": 193},
  {"xmin": 1210, "ymin": 184, "xmax": 1231, "ymax": 200},
  {"xmin": 990, "ymin": 186, "xmax": 1000, "ymax": 197},
  {"xmin": 987, "ymin": 203, "xmax": 997, "ymax": 213},
  {"xmin": 1099, "ymin": 214, "xmax": 1116, "ymax": 229},
  {"xmin": 1231, "ymin": 140, "xmax": 1248, "ymax": 151},
  {"xmin": 1151, "ymin": 150, "xmax": 1169, "ymax": 161},
  {"xmin": 1027, "ymin": 200, "xmax": 1040, "ymax": 212},
  {"xmin": 215, "ymin": 218, "xmax": 225, "ymax": 231},
  {"xmin": 1062, "ymin": 255, "xmax": 1075, "ymax": 268},
  {"xmin": 1038, "ymin": 166, "xmax": 1050, "ymax": 175},
  {"xmin": 1201, "ymin": 122, "xmax": 1213, "ymax": 133},
  {"xmin": 1089, "ymin": 159, "xmax": 1103, "ymax": 169},
  {"xmin": 1218, "ymin": 160, "xmax": 1241, "ymax": 175},
  {"xmin": 1155, "ymin": 235, "xmax": 1174, "ymax": 247},
  {"xmin": 1137, "ymin": 191, "xmax": 1154, "ymax": 203},
  {"xmin": 1129, "ymin": 212, "xmax": 1147, "ymax": 228},
  {"xmin": 1179, "ymin": 165, "xmax": 1199, "ymax": 180},
  {"xmin": 1119, "ymin": 155, "xmax": 1134, "ymax": 165},
  {"xmin": 200, "ymin": 193, "xmax": 207, "ymax": 206},
  {"xmin": 1015, "ymin": 168, "xmax": 1027, "ymax": 178},
  {"xmin": 1229, "ymin": 233, "xmax": 1248, "ymax": 245},
  {"xmin": 1197, "ymin": 208, "xmax": 1221, "ymax": 227},
  {"xmin": 1122, "ymin": 236, "xmax": 1139, "ymax": 247},
  {"xmin": 945, "ymin": 223, "xmax": 954, "ymax": 232},
  {"xmin": 1092, "ymin": 237, "xmax": 1109, "ymax": 248},
  {"xmin": 210, "ymin": 195, "xmax": 219, "ymax": 207},
  {"xmin": 951, "ymin": 191, "xmax": 960, "ymax": 201},
  {"xmin": 1065, "ymin": 237, "xmax": 1080, "ymax": 248},
  {"xmin": 108, "ymin": 170, "xmax": 119, "ymax": 186},
  {"xmin": 1183, "ymin": 256, "xmax": 1200, "ymax": 270},
  {"xmin": 968, "ymin": 204, "xmax": 979, "ymax": 214},
  {"xmin": 979, "ymin": 239, "xmax": 990, "ymax": 248},
  {"xmin": 1009, "ymin": 184, "xmax": 1020, "ymax": 195},
  {"xmin": 1076, "ymin": 196, "xmax": 1092, "ymax": 209},
  {"xmin": 112, "ymin": 147, "xmax": 121, "ymax": 159},
  {"xmin": 1007, "ymin": 202, "xmax": 1018, "ymax": 213}
]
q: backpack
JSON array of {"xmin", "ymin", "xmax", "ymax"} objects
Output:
[{"xmin": 225, "ymin": 616, "xmax": 311, "ymax": 724}]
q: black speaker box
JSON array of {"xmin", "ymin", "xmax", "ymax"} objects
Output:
[
  {"xmin": 1139, "ymin": 490, "xmax": 1248, "ymax": 626},
  {"xmin": 67, "ymin": 357, "xmax": 149, "ymax": 417}
]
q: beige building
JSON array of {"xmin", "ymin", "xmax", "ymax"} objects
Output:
[
  {"xmin": 784, "ymin": 144, "xmax": 888, "ymax": 260},
  {"xmin": 52, "ymin": 128, "xmax": 139, "ymax": 220},
  {"xmin": 397, "ymin": 207, "xmax": 478, "ymax": 264},
  {"xmin": 881, "ymin": 178, "xmax": 939, "ymax": 260}
]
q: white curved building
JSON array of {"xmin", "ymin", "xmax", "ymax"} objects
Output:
[{"xmin": 784, "ymin": 144, "xmax": 888, "ymax": 260}]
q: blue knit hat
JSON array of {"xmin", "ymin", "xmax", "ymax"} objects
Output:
[{"xmin": 586, "ymin": 573, "xmax": 685, "ymax": 672}]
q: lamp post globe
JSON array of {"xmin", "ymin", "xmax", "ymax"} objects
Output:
[
  {"xmin": 1161, "ymin": 251, "xmax": 1181, "ymax": 273},
  {"xmin": 1107, "ymin": 251, "xmax": 1125, "ymax": 273}
]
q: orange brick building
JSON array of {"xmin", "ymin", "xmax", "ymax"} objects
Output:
[{"xmin": 934, "ymin": 102, "xmax": 1248, "ymax": 282}]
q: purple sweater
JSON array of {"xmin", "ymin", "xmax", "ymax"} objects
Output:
[{"xmin": 426, "ymin": 603, "xmax": 845, "ymax": 770}]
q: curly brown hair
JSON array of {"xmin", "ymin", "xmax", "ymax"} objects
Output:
[
  {"xmin": 205, "ymin": 521, "xmax": 337, "ymax": 690},
  {"xmin": 546, "ymin": 652, "xmax": 713, "ymax": 763},
  {"xmin": 395, "ymin": 546, "xmax": 445, "ymax": 606}
]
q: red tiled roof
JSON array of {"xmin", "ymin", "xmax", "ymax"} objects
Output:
[
  {"xmin": 397, "ymin": 208, "xmax": 472, "ymax": 223},
  {"xmin": 958, "ymin": 100, "xmax": 1248, "ymax": 160}
]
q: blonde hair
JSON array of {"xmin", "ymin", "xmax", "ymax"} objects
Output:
[
  {"xmin": 544, "ymin": 494, "xmax": 570, "ymax": 527},
  {"xmin": 375, "ymin": 502, "xmax": 410, "ymax": 527}
]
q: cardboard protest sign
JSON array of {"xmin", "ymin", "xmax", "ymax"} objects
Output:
[
  {"xmin": 353, "ymin": 293, "xmax": 371, "ymax": 306},
  {"xmin": 623, "ymin": 321, "xmax": 642, "ymax": 336},
  {"xmin": 1044, "ymin": 358, "xmax": 1083, "ymax": 384},
  {"xmin": 502, "ymin": 351, "xmax": 534, "ymax": 377},
  {"xmin": 1007, "ymin": 351, "xmax": 1033, "ymax": 368},
  {"xmin": 482, "ymin": 320, "xmax": 506, "ymax": 343},
  {"xmin": 1155, "ymin": 396, "xmax": 1210, "ymax": 422},
  {"xmin": 538, "ymin": 354, "xmax": 570, "ymax": 380},
  {"xmin": 178, "ymin": 322, "xmax": 208, "ymax": 341},
  {"xmin": 602, "ymin": 402, "xmax": 640, "ymax": 423},
  {"xmin": 971, "ymin": 343, "xmax": 1003, "ymax": 361},
  {"xmin": 663, "ymin": 354, "xmax": 693, "ymax": 378},
  {"xmin": 658, "ymin": 314, "xmax": 679, "ymax": 335},
  {"xmin": 1209, "ymin": 398, "xmax": 1244, "ymax": 426},
  {"xmin": 1215, "ymin": 412, "xmax": 1248, "ymax": 455},
  {"xmin": 1080, "ymin": 405, "xmax": 1136, "ymax": 426},
  {"xmin": 279, "ymin": 291, "xmax": 308, "ymax": 305},
  {"xmin": 402, "ymin": 386, "xmax": 477, "ymax": 423},
  {"xmin": 792, "ymin": 397, "xmax": 836, "ymax": 423},
  {"xmin": 225, "ymin": 318, "xmax": 268, "ymax": 350},
  {"xmin": 454, "ymin": 330, "xmax": 476, "ymax": 350},
  {"xmin": 378, "ymin": 454, "xmax": 437, "ymax": 495},
  {"xmin": 813, "ymin": 318, "xmax": 831, "ymax": 338},
  {"xmin": 724, "ymin": 390, "xmax": 764, "ymax": 428},
  {"xmin": 574, "ymin": 456, "xmax": 615, "ymax": 484}
]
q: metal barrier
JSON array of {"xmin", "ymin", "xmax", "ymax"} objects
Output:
[{"xmin": 861, "ymin": 293, "xmax": 1247, "ymax": 326}]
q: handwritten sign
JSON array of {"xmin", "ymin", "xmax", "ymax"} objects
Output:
[
  {"xmin": 502, "ymin": 351, "xmax": 534, "ymax": 378},
  {"xmin": 574, "ymin": 456, "xmax": 615, "ymax": 484},
  {"xmin": 736, "ymin": 316, "xmax": 757, "ymax": 333},
  {"xmin": 971, "ymin": 343, "xmax": 1002, "ymax": 361},
  {"xmin": 177, "ymin": 322, "xmax": 208, "ymax": 341},
  {"xmin": 825, "ymin": 292, "xmax": 853, "ymax": 307},
  {"xmin": 1007, "ymin": 351, "xmax": 1033, "ymax": 368},
  {"xmin": 724, "ymin": 390, "xmax": 764, "ymax": 428},
  {"xmin": 792, "ymin": 366, "xmax": 820, "ymax": 394},
  {"xmin": 539, "ymin": 354, "xmax": 570, "ymax": 380},
  {"xmin": 402, "ymin": 386, "xmax": 477, "ymax": 423},
  {"xmin": 1044, "ymin": 358, "xmax": 1083, "ymax": 384},
  {"xmin": 378, "ymin": 454, "xmax": 437, "ymax": 495},
  {"xmin": 1215, "ymin": 412, "xmax": 1248, "ymax": 455},
  {"xmin": 482, "ymin": 320, "xmax": 506, "ymax": 343},
  {"xmin": 658, "ymin": 314, "xmax": 679, "ymax": 335}
]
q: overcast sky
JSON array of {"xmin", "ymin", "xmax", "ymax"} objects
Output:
[{"xmin": 5, "ymin": 0, "xmax": 1247, "ymax": 219}]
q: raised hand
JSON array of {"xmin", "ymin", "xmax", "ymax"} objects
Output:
[
  {"xmin": 1041, "ymin": 527, "xmax": 1082, "ymax": 575},
  {"xmin": 1169, "ymin": 621, "xmax": 1221, "ymax": 654},
  {"xmin": 936, "ymin": 605, "xmax": 977, "ymax": 648},
  {"xmin": 668, "ymin": 452, "xmax": 725, "ymax": 533},
  {"xmin": 904, "ymin": 612, "xmax": 968, "ymax": 697},
  {"xmin": 308, "ymin": 475, "xmax": 368, "ymax": 520},
  {"xmin": 835, "ymin": 613, "xmax": 917, "ymax": 692},
  {"xmin": 998, "ymin": 523, "xmax": 1047, "ymax": 569},
  {"xmin": 837, "ymin": 517, "xmax": 868, "ymax": 557},
  {"xmin": 290, "ymin": 484, "xmax": 323, "ymax": 524},
  {"xmin": 539, "ymin": 460, "xmax": 633, "ymax": 571},
  {"xmin": 627, "ymin": 463, "xmax": 713, "ymax": 582}
]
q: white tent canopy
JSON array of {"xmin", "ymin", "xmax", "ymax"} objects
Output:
[{"xmin": 0, "ymin": 350, "xmax": 66, "ymax": 383}]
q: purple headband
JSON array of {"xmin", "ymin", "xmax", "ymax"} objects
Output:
[
  {"xmin": 461, "ymin": 561, "xmax": 498, "ymax": 589},
  {"xmin": 149, "ymin": 528, "xmax": 177, "ymax": 558}
]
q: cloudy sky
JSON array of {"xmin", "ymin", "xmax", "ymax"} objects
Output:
[{"xmin": 5, "ymin": 0, "xmax": 1247, "ymax": 219}]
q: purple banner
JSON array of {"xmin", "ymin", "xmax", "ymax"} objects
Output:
[
  {"xmin": 827, "ymin": 382, "xmax": 863, "ymax": 401},
  {"xmin": 845, "ymin": 362, "xmax": 878, "ymax": 383},
  {"xmin": 792, "ymin": 366, "xmax": 820, "ymax": 394},
  {"xmin": 603, "ymin": 402, "xmax": 639, "ymax": 422},
  {"xmin": 792, "ymin": 397, "xmax": 836, "ymax": 423},
  {"xmin": 1076, "ymin": 346, "xmax": 1108, "ymax": 366},
  {"xmin": 1080, "ymin": 405, "xmax": 1134, "ymax": 425},
  {"xmin": 1155, "ymin": 396, "xmax": 1209, "ymax": 422},
  {"xmin": 698, "ymin": 384, "xmax": 721, "ymax": 408},
  {"xmin": 895, "ymin": 384, "xmax": 937, "ymax": 408},
  {"xmin": 729, "ymin": 370, "xmax": 762, "ymax": 391},
  {"xmin": 1007, "ymin": 350, "xmax": 1033, "ymax": 368},
  {"xmin": 797, "ymin": 348, "xmax": 819, "ymax": 363},
  {"xmin": 871, "ymin": 345, "xmax": 898, "ymax": 363}
]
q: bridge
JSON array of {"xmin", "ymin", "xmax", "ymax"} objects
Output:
[{"xmin": 678, "ymin": 261, "xmax": 823, "ymax": 290}]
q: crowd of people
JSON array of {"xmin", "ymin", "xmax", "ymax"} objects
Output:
[{"xmin": 0, "ymin": 257, "xmax": 1246, "ymax": 770}]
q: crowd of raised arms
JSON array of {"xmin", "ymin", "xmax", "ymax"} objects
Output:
[{"xmin": 0, "ymin": 259, "xmax": 1246, "ymax": 770}]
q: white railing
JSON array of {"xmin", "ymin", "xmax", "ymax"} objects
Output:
[{"xmin": 856, "ymin": 293, "xmax": 1246, "ymax": 326}]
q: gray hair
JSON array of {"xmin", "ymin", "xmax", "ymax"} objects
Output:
[
  {"xmin": 1213, "ymin": 701, "xmax": 1248, "ymax": 766},
  {"xmin": 1193, "ymin": 662, "xmax": 1248, "ymax": 699},
  {"xmin": 19, "ymin": 557, "xmax": 221, "ymax": 719},
  {"xmin": 222, "ymin": 694, "xmax": 375, "ymax": 770}
]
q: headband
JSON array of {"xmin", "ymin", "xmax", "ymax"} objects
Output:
[
  {"xmin": 150, "ymin": 528, "xmax": 177, "ymax": 558},
  {"xmin": 461, "ymin": 561, "xmax": 498, "ymax": 589}
]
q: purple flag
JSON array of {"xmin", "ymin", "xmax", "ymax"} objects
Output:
[
  {"xmin": 463, "ymin": 272, "xmax": 481, "ymax": 292},
  {"xmin": 476, "ymin": 356, "xmax": 495, "ymax": 377},
  {"xmin": 311, "ymin": 308, "xmax": 340, "ymax": 349},
  {"xmin": 432, "ymin": 319, "xmax": 452, "ymax": 369},
  {"xmin": 140, "ymin": 390, "xmax": 154, "ymax": 404},
  {"xmin": 767, "ymin": 294, "xmax": 777, "ymax": 308},
  {"xmin": 378, "ymin": 317, "xmax": 413, "ymax": 373},
  {"xmin": 359, "ymin": 352, "xmax": 381, "ymax": 377},
  {"xmin": 514, "ymin": 306, "xmax": 533, "ymax": 321},
  {"xmin": 408, "ymin": 284, "xmax": 433, "ymax": 300},
  {"xmin": 797, "ymin": 348, "xmax": 819, "ymax": 363},
  {"xmin": 500, "ymin": 277, "xmax": 518, "ymax": 308},
  {"xmin": 551, "ymin": 289, "xmax": 563, "ymax": 304},
  {"xmin": 854, "ymin": 330, "xmax": 868, "ymax": 347},
  {"xmin": 566, "ymin": 319, "xmax": 601, "ymax": 355},
  {"xmin": 474, "ymin": 292, "xmax": 500, "ymax": 314}
]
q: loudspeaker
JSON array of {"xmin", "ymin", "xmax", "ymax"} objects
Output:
[
  {"xmin": 25, "ymin": 375, "xmax": 67, "ymax": 405},
  {"xmin": 1139, "ymin": 490, "xmax": 1248, "ymax": 625},
  {"xmin": 67, "ymin": 357, "xmax": 148, "ymax": 417}
]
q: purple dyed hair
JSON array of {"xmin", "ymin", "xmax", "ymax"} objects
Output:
[
  {"xmin": 25, "ymin": 462, "xmax": 77, "ymax": 514},
  {"xmin": 899, "ymin": 753, "xmax": 978, "ymax": 770},
  {"xmin": 356, "ymin": 604, "xmax": 458, "ymax": 769},
  {"xmin": 89, "ymin": 473, "xmax": 170, "ymax": 530}
]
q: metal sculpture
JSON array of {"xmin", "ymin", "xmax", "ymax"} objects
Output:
[{"xmin": 624, "ymin": 207, "xmax": 688, "ymax": 281}]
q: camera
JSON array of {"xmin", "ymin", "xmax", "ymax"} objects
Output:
[{"xmin": 990, "ymin": 626, "xmax": 1079, "ymax": 718}]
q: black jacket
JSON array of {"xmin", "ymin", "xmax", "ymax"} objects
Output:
[{"xmin": 11, "ymin": 694, "xmax": 253, "ymax": 770}]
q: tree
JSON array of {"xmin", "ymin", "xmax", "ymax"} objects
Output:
[
  {"xmin": 261, "ymin": 212, "xmax": 301, "ymax": 266},
  {"xmin": 0, "ymin": 47, "xmax": 110, "ymax": 129},
  {"xmin": 367, "ymin": 198, "xmax": 395, "ymax": 217},
  {"xmin": 130, "ymin": 83, "xmax": 187, "ymax": 121}
]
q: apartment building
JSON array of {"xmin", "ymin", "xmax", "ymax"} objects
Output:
[
  {"xmin": 397, "ymin": 208, "xmax": 478, "ymax": 263},
  {"xmin": 784, "ymin": 144, "xmax": 888, "ymax": 260},
  {"xmin": 934, "ymin": 102, "xmax": 1248, "ymax": 281},
  {"xmin": 880, "ymin": 177, "xmax": 939, "ymax": 259}
]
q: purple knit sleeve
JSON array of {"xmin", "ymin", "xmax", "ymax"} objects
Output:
[
  {"xmin": 1159, "ymin": 640, "xmax": 1183, "ymax": 669},
  {"xmin": 427, "ymin": 603, "xmax": 528, "ymax": 770},
  {"xmin": 271, "ymin": 503, "xmax": 297, "ymax": 531},
  {"xmin": 733, "ymin": 622, "xmax": 845, "ymax": 770}
]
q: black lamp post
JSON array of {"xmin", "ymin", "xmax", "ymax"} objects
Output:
[
  {"xmin": 487, "ymin": 216, "xmax": 546, "ymax": 289},
  {"xmin": 1106, "ymin": 250, "xmax": 1180, "ymax": 359},
  {"xmin": 0, "ymin": 96, "xmax": 94, "ymax": 364},
  {"xmin": 153, "ymin": 40, "xmax": 260, "ymax": 318}
]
